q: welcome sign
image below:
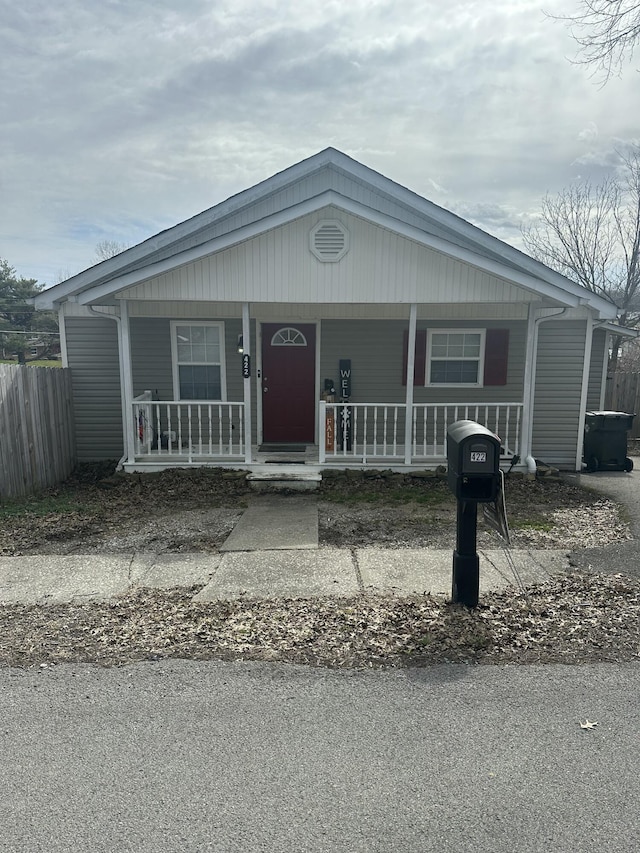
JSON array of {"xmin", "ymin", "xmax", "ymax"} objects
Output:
[{"xmin": 339, "ymin": 359, "xmax": 351, "ymax": 400}]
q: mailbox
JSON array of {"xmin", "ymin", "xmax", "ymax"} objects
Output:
[{"xmin": 447, "ymin": 420, "xmax": 500, "ymax": 503}]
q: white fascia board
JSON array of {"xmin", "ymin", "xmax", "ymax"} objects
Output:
[
  {"xmin": 78, "ymin": 191, "xmax": 338, "ymax": 305},
  {"xmin": 599, "ymin": 321, "xmax": 638, "ymax": 338},
  {"xmin": 76, "ymin": 189, "xmax": 610, "ymax": 312},
  {"xmin": 325, "ymin": 152, "xmax": 618, "ymax": 316},
  {"xmin": 330, "ymin": 197, "xmax": 589, "ymax": 310},
  {"xmin": 34, "ymin": 150, "xmax": 341, "ymax": 310},
  {"xmin": 35, "ymin": 146, "xmax": 616, "ymax": 318}
]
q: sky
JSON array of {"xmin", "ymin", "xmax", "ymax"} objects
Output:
[{"xmin": 1, "ymin": 0, "xmax": 638, "ymax": 287}]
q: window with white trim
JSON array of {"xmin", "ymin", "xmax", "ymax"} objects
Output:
[
  {"xmin": 171, "ymin": 322, "xmax": 226, "ymax": 400},
  {"xmin": 427, "ymin": 329, "xmax": 485, "ymax": 386}
]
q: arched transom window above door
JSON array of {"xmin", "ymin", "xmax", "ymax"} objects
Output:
[{"xmin": 270, "ymin": 327, "xmax": 308, "ymax": 346}]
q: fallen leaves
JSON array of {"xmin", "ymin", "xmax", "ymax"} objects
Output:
[
  {"xmin": 0, "ymin": 571, "xmax": 638, "ymax": 669},
  {"xmin": 0, "ymin": 467, "xmax": 630, "ymax": 555}
]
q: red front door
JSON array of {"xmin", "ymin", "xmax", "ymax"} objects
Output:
[{"xmin": 261, "ymin": 324, "xmax": 316, "ymax": 443}]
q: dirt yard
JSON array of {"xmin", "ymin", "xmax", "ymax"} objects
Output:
[
  {"xmin": 0, "ymin": 463, "xmax": 631, "ymax": 556},
  {"xmin": 1, "ymin": 464, "xmax": 638, "ymax": 670}
]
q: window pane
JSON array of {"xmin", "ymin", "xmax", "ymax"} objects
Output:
[
  {"xmin": 205, "ymin": 326, "xmax": 219, "ymax": 345},
  {"xmin": 430, "ymin": 361, "xmax": 448, "ymax": 383},
  {"xmin": 179, "ymin": 365, "xmax": 221, "ymax": 399},
  {"xmin": 177, "ymin": 343, "xmax": 191, "ymax": 362},
  {"xmin": 191, "ymin": 344, "xmax": 206, "ymax": 362},
  {"xmin": 205, "ymin": 342, "xmax": 220, "ymax": 362},
  {"xmin": 190, "ymin": 327, "xmax": 205, "ymax": 344},
  {"xmin": 463, "ymin": 334, "xmax": 481, "ymax": 357},
  {"xmin": 431, "ymin": 334, "xmax": 448, "ymax": 358},
  {"xmin": 175, "ymin": 326, "xmax": 191, "ymax": 344},
  {"xmin": 447, "ymin": 344, "xmax": 464, "ymax": 357},
  {"xmin": 448, "ymin": 334, "xmax": 464, "ymax": 351},
  {"xmin": 461, "ymin": 361, "xmax": 479, "ymax": 382},
  {"xmin": 431, "ymin": 360, "xmax": 478, "ymax": 384}
]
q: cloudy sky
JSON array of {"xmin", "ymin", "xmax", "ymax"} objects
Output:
[{"xmin": 1, "ymin": 0, "xmax": 638, "ymax": 286}]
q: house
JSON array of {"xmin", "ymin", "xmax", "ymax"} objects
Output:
[{"xmin": 34, "ymin": 148, "xmax": 629, "ymax": 476}]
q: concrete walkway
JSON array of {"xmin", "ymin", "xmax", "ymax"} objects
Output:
[
  {"xmin": 0, "ymin": 545, "xmax": 569, "ymax": 606},
  {"xmin": 13, "ymin": 482, "xmax": 630, "ymax": 604},
  {"xmin": 220, "ymin": 496, "xmax": 318, "ymax": 551}
]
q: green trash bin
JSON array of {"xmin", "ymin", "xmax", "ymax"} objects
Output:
[{"xmin": 584, "ymin": 411, "xmax": 635, "ymax": 472}]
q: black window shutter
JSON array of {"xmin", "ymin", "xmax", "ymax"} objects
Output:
[
  {"xmin": 483, "ymin": 329, "xmax": 509, "ymax": 386},
  {"xmin": 402, "ymin": 329, "xmax": 426, "ymax": 386}
]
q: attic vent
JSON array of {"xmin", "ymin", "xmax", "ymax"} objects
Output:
[{"xmin": 310, "ymin": 219, "xmax": 349, "ymax": 262}]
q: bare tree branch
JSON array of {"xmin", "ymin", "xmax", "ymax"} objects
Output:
[
  {"xmin": 95, "ymin": 240, "xmax": 129, "ymax": 262},
  {"xmin": 522, "ymin": 148, "xmax": 640, "ymax": 370},
  {"xmin": 549, "ymin": 0, "xmax": 640, "ymax": 82}
]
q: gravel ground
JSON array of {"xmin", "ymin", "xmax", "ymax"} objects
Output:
[{"xmin": 0, "ymin": 465, "xmax": 638, "ymax": 669}]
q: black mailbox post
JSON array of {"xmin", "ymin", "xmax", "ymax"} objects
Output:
[{"xmin": 447, "ymin": 420, "xmax": 501, "ymax": 607}]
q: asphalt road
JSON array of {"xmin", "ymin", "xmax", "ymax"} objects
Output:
[{"xmin": 1, "ymin": 659, "xmax": 639, "ymax": 852}]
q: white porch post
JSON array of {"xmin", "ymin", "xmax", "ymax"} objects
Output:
[
  {"xmin": 576, "ymin": 318, "xmax": 594, "ymax": 471},
  {"xmin": 242, "ymin": 302, "xmax": 252, "ymax": 463},
  {"xmin": 57, "ymin": 306, "xmax": 68, "ymax": 368},
  {"xmin": 404, "ymin": 303, "xmax": 418, "ymax": 465},
  {"xmin": 518, "ymin": 304, "xmax": 537, "ymax": 464},
  {"xmin": 119, "ymin": 299, "xmax": 136, "ymax": 465}
]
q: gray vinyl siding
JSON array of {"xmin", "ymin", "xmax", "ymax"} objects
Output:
[
  {"xmin": 531, "ymin": 320, "xmax": 587, "ymax": 469},
  {"xmin": 320, "ymin": 319, "xmax": 526, "ymax": 405},
  {"xmin": 130, "ymin": 316, "xmax": 252, "ymax": 401},
  {"xmin": 130, "ymin": 318, "xmax": 173, "ymax": 400},
  {"xmin": 587, "ymin": 327, "xmax": 606, "ymax": 411},
  {"xmin": 130, "ymin": 317, "xmax": 259, "ymax": 443},
  {"xmin": 65, "ymin": 317, "xmax": 123, "ymax": 461}
]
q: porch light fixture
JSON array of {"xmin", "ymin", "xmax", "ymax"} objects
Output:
[{"xmin": 237, "ymin": 334, "xmax": 244, "ymax": 354}]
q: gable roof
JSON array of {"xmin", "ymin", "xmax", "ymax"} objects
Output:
[{"xmin": 35, "ymin": 147, "xmax": 618, "ymax": 318}]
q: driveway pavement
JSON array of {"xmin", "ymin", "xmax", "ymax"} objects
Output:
[{"xmin": 568, "ymin": 469, "xmax": 640, "ymax": 579}]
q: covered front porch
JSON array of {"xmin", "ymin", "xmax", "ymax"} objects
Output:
[{"xmin": 128, "ymin": 392, "xmax": 523, "ymax": 471}]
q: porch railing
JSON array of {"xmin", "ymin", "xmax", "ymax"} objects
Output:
[
  {"xmin": 319, "ymin": 401, "xmax": 522, "ymax": 465},
  {"xmin": 132, "ymin": 391, "xmax": 245, "ymax": 462}
]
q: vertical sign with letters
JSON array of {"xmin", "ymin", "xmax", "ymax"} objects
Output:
[
  {"xmin": 339, "ymin": 360, "xmax": 352, "ymax": 450},
  {"xmin": 339, "ymin": 359, "xmax": 351, "ymax": 400}
]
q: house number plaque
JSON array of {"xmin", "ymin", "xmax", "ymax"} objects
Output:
[{"xmin": 242, "ymin": 354, "xmax": 251, "ymax": 378}]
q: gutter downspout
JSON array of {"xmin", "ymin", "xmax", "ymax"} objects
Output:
[
  {"xmin": 521, "ymin": 306, "xmax": 568, "ymax": 476},
  {"xmin": 576, "ymin": 317, "xmax": 595, "ymax": 471},
  {"xmin": 88, "ymin": 305, "xmax": 129, "ymax": 471},
  {"xmin": 599, "ymin": 329, "xmax": 610, "ymax": 410}
]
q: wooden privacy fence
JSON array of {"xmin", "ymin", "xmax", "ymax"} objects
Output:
[
  {"xmin": 604, "ymin": 371, "xmax": 640, "ymax": 438},
  {"xmin": 0, "ymin": 364, "xmax": 76, "ymax": 500}
]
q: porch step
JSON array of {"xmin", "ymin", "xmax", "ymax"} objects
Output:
[{"xmin": 246, "ymin": 470, "xmax": 322, "ymax": 493}]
